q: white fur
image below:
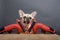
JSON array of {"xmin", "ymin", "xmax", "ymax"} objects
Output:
[
  {"xmin": 31, "ymin": 11, "xmax": 37, "ymax": 19},
  {"xmin": 28, "ymin": 23, "xmax": 31, "ymax": 29},
  {"xmin": 19, "ymin": 10, "xmax": 37, "ymax": 19},
  {"xmin": 19, "ymin": 10, "xmax": 25, "ymax": 17}
]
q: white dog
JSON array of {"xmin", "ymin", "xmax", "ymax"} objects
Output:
[{"xmin": 18, "ymin": 10, "xmax": 37, "ymax": 29}]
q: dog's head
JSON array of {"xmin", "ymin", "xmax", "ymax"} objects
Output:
[{"xmin": 19, "ymin": 10, "xmax": 37, "ymax": 24}]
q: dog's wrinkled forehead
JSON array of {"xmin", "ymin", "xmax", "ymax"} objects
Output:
[
  {"xmin": 23, "ymin": 14, "xmax": 32, "ymax": 18},
  {"xmin": 18, "ymin": 10, "xmax": 37, "ymax": 19}
]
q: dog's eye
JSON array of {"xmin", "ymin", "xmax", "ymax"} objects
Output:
[{"xmin": 29, "ymin": 17, "xmax": 31, "ymax": 19}]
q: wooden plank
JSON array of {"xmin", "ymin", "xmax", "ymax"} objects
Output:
[{"xmin": 0, "ymin": 34, "xmax": 60, "ymax": 40}]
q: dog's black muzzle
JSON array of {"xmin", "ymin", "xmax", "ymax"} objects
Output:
[{"xmin": 24, "ymin": 18, "xmax": 30, "ymax": 24}]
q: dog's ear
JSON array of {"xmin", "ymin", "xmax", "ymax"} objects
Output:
[
  {"xmin": 19, "ymin": 10, "xmax": 25, "ymax": 17},
  {"xmin": 31, "ymin": 11, "xmax": 37, "ymax": 18}
]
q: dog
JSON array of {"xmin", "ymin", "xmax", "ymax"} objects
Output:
[
  {"xmin": 17, "ymin": 10, "xmax": 37, "ymax": 34},
  {"xmin": 18, "ymin": 10, "xmax": 37, "ymax": 29}
]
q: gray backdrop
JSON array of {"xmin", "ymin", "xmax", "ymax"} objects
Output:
[{"xmin": 0, "ymin": 0, "xmax": 60, "ymax": 34}]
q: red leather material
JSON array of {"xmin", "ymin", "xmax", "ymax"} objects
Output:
[
  {"xmin": 4, "ymin": 24, "xmax": 22, "ymax": 34},
  {"xmin": 33, "ymin": 23, "xmax": 55, "ymax": 34}
]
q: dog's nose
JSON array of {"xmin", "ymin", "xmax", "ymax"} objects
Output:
[{"xmin": 24, "ymin": 18, "xmax": 30, "ymax": 24}]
